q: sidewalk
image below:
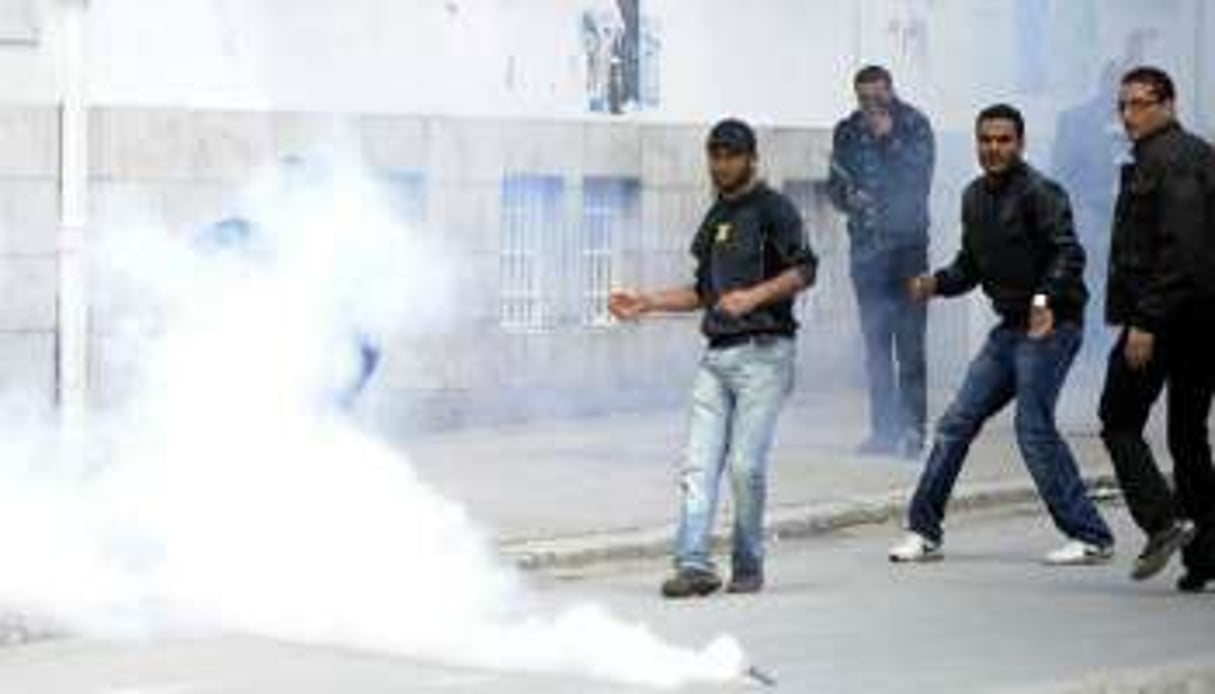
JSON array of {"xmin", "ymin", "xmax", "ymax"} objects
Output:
[{"xmin": 401, "ymin": 389, "xmax": 1134, "ymax": 568}]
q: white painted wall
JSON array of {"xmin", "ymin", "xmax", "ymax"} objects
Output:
[
  {"xmin": 1198, "ymin": 0, "xmax": 1215, "ymax": 137},
  {"xmin": 0, "ymin": 0, "xmax": 61, "ymax": 105},
  {"xmin": 65, "ymin": 0, "xmax": 861, "ymax": 124},
  {"xmin": 0, "ymin": 0, "xmax": 1197, "ymax": 132}
]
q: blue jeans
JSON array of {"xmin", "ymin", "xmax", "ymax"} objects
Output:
[
  {"xmin": 675, "ymin": 337, "xmax": 795, "ymax": 577},
  {"xmin": 852, "ymin": 246, "xmax": 929, "ymax": 443},
  {"xmin": 908, "ymin": 323, "xmax": 1113, "ymax": 547}
]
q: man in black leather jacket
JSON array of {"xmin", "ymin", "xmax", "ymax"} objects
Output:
[
  {"xmin": 1098, "ymin": 67, "xmax": 1215, "ymax": 592},
  {"xmin": 888, "ymin": 104, "xmax": 1114, "ymax": 566}
]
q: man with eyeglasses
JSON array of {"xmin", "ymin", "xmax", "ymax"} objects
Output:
[
  {"xmin": 827, "ymin": 65, "xmax": 935, "ymax": 460},
  {"xmin": 1100, "ymin": 66, "xmax": 1215, "ymax": 592}
]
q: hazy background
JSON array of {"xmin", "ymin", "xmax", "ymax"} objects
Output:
[
  {"xmin": 0, "ymin": 0, "xmax": 1209, "ymax": 433},
  {"xmin": 0, "ymin": 0, "xmax": 1207, "ymax": 685}
]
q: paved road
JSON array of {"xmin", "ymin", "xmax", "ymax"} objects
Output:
[{"xmin": 0, "ymin": 504, "xmax": 1210, "ymax": 693}]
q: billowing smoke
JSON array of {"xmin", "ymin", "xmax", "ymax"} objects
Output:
[{"xmin": 0, "ymin": 154, "xmax": 744, "ymax": 688}]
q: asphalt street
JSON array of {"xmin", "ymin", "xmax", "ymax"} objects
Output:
[{"xmin": 0, "ymin": 503, "xmax": 1210, "ymax": 694}]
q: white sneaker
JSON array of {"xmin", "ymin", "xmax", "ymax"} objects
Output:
[
  {"xmin": 1044, "ymin": 540, "xmax": 1114, "ymax": 566},
  {"xmin": 889, "ymin": 532, "xmax": 943, "ymax": 563}
]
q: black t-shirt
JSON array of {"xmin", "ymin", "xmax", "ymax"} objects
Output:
[{"xmin": 691, "ymin": 183, "xmax": 818, "ymax": 342}]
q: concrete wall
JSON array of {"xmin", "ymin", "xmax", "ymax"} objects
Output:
[
  {"xmin": 82, "ymin": 107, "xmax": 974, "ymax": 431},
  {"xmin": 0, "ymin": 0, "xmax": 59, "ymax": 105},
  {"xmin": 1198, "ymin": 0, "xmax": 1215, "ymax": 138},
  {"xmin": 6, "ymin": 1, "xmax": 1199, "ymax": 426},
  {"xmin": 0, "ymin": 107, "xmax": 58, "ymax": 405},
  {"xmin": 60, "ymin": 1, "xmax": 1215, "ymax": 131},
  {"xmin": 0, "ymin": 2, "xmax": 1203, "ymax": 129},
  {"xmin": 78, "ymin": 0, "xmax": 858, "ymax": 124}
]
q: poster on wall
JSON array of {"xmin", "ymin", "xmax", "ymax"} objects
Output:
[
  {"xmin": 581, "ymin": 0, "xmax": 660, "ymax": 114},
  {"xmin": 855, "ymin": 0, "xmax": 934, "ymax": 105}
]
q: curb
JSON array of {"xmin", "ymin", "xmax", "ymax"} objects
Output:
[
  {"xmin": 502, "ymin": 473, "xmax": 1121, "ymax": 571},
  {"xmin": 989, "ymin": 657, "xmax": 1215, "ymax": 694}
]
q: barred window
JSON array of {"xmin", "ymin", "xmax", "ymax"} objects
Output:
[
  {"xmin": 500, "ymin": 175, "xmax": 564, "ymax": 331},
  {"xmin": 580, "ymin": 177, "xmax": 639, "ymax": 327}
]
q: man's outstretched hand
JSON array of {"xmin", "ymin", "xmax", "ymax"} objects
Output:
[{"xmin": 609, "ymin": 290, "xmax": 651, "ymax": 321}]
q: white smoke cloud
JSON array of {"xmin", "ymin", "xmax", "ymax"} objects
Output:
[{"xmin": 0, "ymin": 153, "xmax": 746, "ymax": 689}]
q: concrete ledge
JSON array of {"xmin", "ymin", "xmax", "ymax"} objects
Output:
[
  {"xmin": 992, "ymin": 657, "xmax": 1215, "ymax": 694},
  {"xmin": 502, "ymin": 474, "xmax": 1121, "ymax": 570}
]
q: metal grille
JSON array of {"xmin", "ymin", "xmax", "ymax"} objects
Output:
[
  {"xmin": 581, "ymin": 177, "xmax": 639, "ymax": 327},
  {"xmin": 500, "ymin": 175, "xmax": 564, "ymax": 330}
]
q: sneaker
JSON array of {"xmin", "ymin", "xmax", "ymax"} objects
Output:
[
  {"xmin": 856, "ymin": 435, "xmax": 898, "ymax": 456},
  {"xmin": 726, "ymin": 573, "xmax": 764, "ymax": 594},
  {"xmin": 660, "ymin": 568, "xmax": 722, "ymax": 599},
  {"xmin": 1043, "ymin": 540, "xmax": 1114, "ymax": 566},
  {"xmin": 1131, "ymin": 519, "xmax": 1197, "ymax": 582},
  {"xmin": 889, "ymin": 532, "xmax": 943, "ymax": 563},
  {"xmin": 1176, "ymin": 569, "xmax": 1213, "ymax": 594}
]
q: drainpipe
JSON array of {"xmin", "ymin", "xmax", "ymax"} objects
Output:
[{"xmin": 56, "ymin": 0, "xmax": 89, "ymax": 427}]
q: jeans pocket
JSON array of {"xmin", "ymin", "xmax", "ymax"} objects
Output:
[{"xmin": 748, "ymin": 339, "xmax": 796, "ymax": 395}]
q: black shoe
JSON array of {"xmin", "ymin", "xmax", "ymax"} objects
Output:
[
  {"xmin": 726, "ymin": 573, "xmax": 764, "ymax": 594},
  {"xmin": 1132, "ymin": 520, "xmax": 1197, "ymax": 582},
  {"xmin": 1177, "ymin": 569, "xmax": 1213, "ymax": 593},
  {"xmin": 660, "ymin": 568, "xmax": 722, "ymax": 599},
  {"xmin": 856, "ymin": 436, "xmax": 898, "ymax": 456}
]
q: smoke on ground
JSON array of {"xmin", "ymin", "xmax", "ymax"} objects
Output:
[{"xmin": 0, "ymin": 154, "xmax": 744, "ymax": 689}]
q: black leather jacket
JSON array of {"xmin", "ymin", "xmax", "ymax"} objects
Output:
[
  {"xmin": 1107, "ymin": 122, "xmax": 1215, "ymax": 331},
  {"xmin": 935, "ymin": 163, "xmax": 1087, "ymax": 326}
]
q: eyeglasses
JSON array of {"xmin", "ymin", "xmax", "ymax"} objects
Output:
[{"xmin": 1117, "ymin": 97, "xmax": 1161, "ymax": 113}]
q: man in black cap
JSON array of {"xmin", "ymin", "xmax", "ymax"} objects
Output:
[
  {"xmin": 610, "ymin": 118, "xmax": 818, "ymax": 597},
  {"xmin": 827, "ymin": 65, "xmax": 935, "ymax": 459},
  {"xmin": 1099, "ymin": 66, "xmax": 1215, "ymax": 591}
]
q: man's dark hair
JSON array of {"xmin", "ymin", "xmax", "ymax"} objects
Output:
[
  {"xmin": 854, "ymin": 65, "xmax": 893, "ymax": 87},
  {"xmin": 1121, "ymin": 66, "xmax": 1176, "ymax": 103},
  {"xmin": 976, "ymin": 103, "xmax": 1025, "ymax": 139}
]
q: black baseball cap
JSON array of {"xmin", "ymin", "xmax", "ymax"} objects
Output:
[{"xmin": 706, "ymin": 118, "xmax": 757, "ymax": 154}]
